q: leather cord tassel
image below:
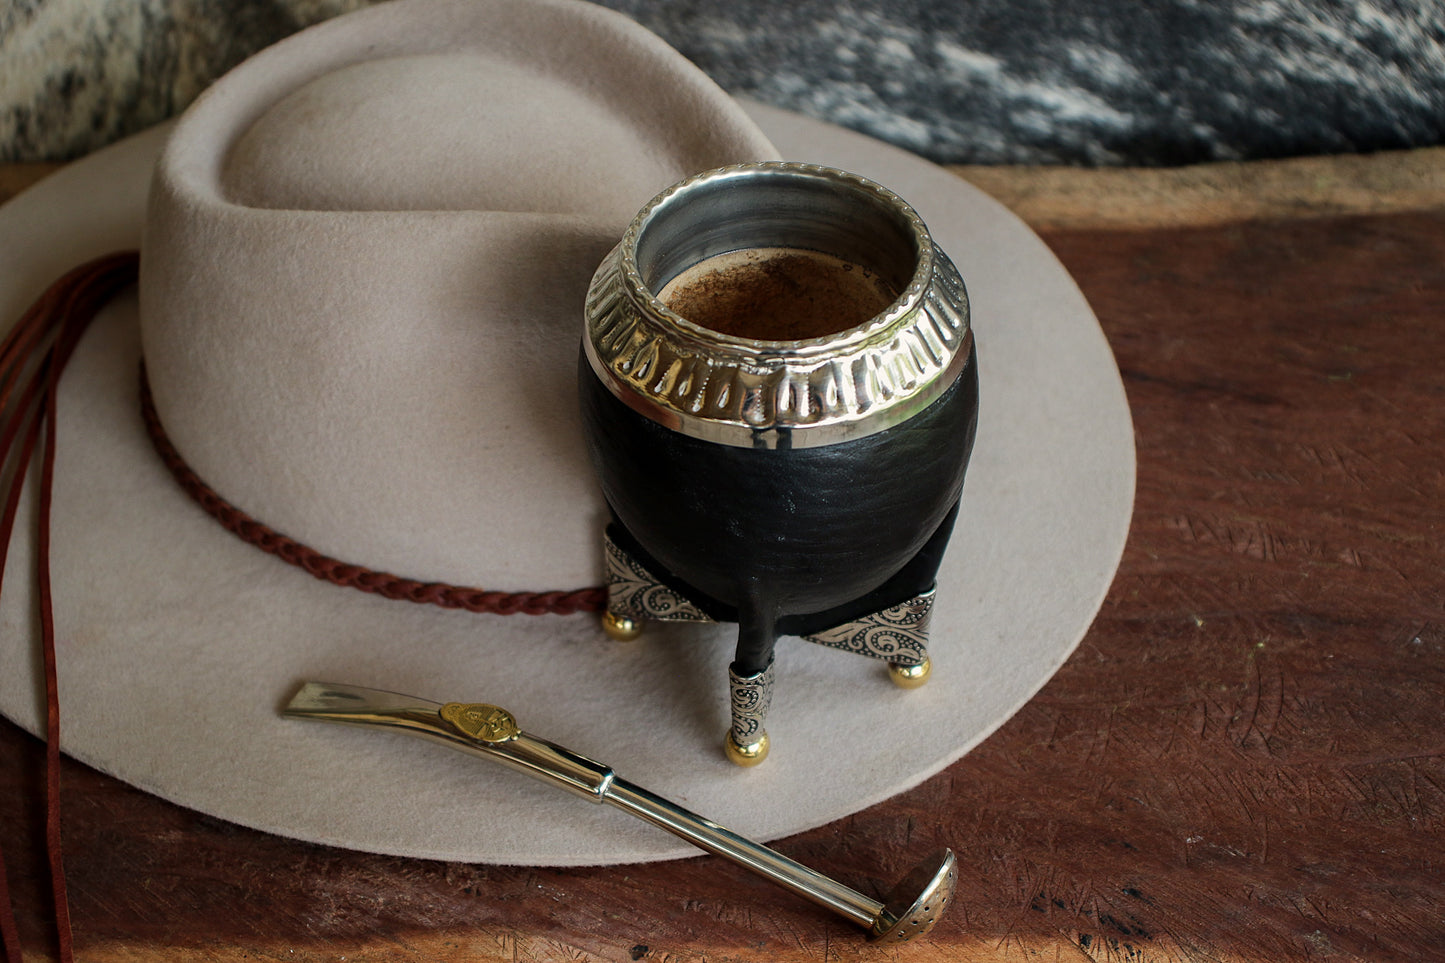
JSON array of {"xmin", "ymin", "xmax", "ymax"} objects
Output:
[{"xmin": 0, "ymin": 251, "xmax": 139, "ymax": 963}]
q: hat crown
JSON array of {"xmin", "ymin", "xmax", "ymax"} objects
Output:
[
  {"xmin": 138, "ymin": 0, "xmax": 777, "ymax": 591},
  {"xmin": 223, "ymin": 54, "xmax": 687, "ymax": 221}
]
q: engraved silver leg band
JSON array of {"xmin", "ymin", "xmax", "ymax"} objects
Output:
[
  {"xmin": 604, "ymin": 530, "xmax": 713, "ymax": 624},
  {"xmin": 800, "ymin": 588, "xmax": 935, "ymax": 668},
  {"xmin": 604, "ymin": 532, "xmax": 936, "ymax": 669},
  {"xmin": 729, "ymin": 660, "xmax": 775, "ymax": 746},
  {"xmin": 604, "ymin": 532, "xmax": 935, "ymax": 746}
]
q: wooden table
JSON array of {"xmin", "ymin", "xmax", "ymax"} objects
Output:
[{"xmin": 3, "ymin": 149, "xmax": 1443, "ymax": 962}]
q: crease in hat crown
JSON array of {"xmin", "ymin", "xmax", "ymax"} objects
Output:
[
  {"xmin": 583, "ymin": 163, "xmax": 973, "ymax": 448},
  {"xmin": 136, "ymin": 0, "xmax": 778, "ymax": 591}
]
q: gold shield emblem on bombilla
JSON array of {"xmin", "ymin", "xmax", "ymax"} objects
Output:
[{"xmin": 441, "ymin": 703, "xmax": 521, "ymax": 743}]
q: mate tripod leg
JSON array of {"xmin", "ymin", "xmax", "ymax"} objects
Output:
[{"xmin": 726, "ymin": 591, "xmax": 779, "ymax": 766}]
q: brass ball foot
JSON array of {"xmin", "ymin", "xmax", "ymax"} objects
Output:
[
  {"xmin": 888, "ymin": 657, "xmax": 932, "ymax": 689},
  {"xmin": 723, "ymin": 730, "xmax": 770, "ymax": 767},
  {"xmin": 601, "ymin": 611, "xmax": 644, "ymax": 641}
]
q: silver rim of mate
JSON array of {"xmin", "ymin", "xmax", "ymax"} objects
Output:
[{"xmin": 583, "ymin": 162, "xmax": 972, "ymax": 449}]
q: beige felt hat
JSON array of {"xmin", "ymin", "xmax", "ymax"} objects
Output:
[{"xmin": 0, "ymin": 0, "xmax": 1134, "ymax": 865}]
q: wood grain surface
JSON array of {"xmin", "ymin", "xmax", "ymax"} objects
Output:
[{"xmin": 2, "ymin": 153, "xmax": 1442, "ymax": 962}]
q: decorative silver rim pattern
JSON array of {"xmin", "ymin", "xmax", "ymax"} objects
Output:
[{"xmin": 583, "ymin": 162, "xmax": 973, "ymax": 449}]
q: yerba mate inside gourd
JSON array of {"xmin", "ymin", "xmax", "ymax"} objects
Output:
[{"xmin": 658, "ymin": 247, "xmax": 899, "ymax": 342}]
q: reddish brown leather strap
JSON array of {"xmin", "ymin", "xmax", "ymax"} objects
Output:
[
  {"xmin": 0, "ymin": 392, "xmax": 44, "ymax": 963},
  {"xmin": 0, "ymin": 251, "xmax": 137, "ymax": 963},
  {"xmin": 137, "ymin": 371, "xmax": 606, "ymax": 615}
]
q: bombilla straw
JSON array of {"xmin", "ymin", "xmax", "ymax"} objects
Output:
[{"xmin": 283, "ymin": 682, "xmax": 956, "ymax": 943}]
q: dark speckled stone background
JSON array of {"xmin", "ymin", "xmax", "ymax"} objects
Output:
[{"xmin": 2, "ymin": 0, "xmax": 1442, "ymax": 165}]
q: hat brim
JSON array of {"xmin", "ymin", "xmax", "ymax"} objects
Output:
[{"xmin": 0, "ymin": 102, "xmax": 1134, "ymax": 865}]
